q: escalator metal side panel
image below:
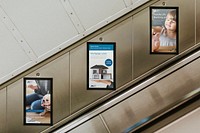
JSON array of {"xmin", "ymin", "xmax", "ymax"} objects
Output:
[
  {"xmin": 138, "ymin": 96, "xmax": 200, "ymax": 133},
  {"xmin": 197, "ymin": 0, "xmax": 200, "ymax": 44},
  {"xmin": 70, "ymin": 17, "xmax": 132, "ymax": 114},
  {"xmin": 90, "ymin": 17, "xmax": 133, "ymax": 89},
  {"xmin": 27, "ymin": 53, "xmax": 71, "ymax": 123},
  {"xmin": 132, "ymin": 7, "xmax": 173, "ymax": 78},
  {"xmin": 0, "ymin": 88, "xmax": 6, "ymax": 133},
  {"xmin": 102, "ymin": 57, "xmax": 200, "ymax": 133},
  {"xmin": 68, "ymin": 116, "xmax": 109, "ymax": 133},
  {"xmin": 155, "ymin": 107, "xmax": 200, "ymax": 133},
  {"xmin": 133, "ymin": 0, "xmax": 196, "ymax": 78},
  {"xmin": 54, "ymin": 48, "xmax": 200, "ymax": 133},
  {"xmin": 7, "ymin": 80, "xmax": 47, "ymax": 133}
]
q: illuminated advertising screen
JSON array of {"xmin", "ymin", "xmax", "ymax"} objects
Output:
[
  {"xmin": 87, "ymin": 42, "xmax": 116, "ymax": 90},
  {"xmin": 24, "ymin": 77, "xmax": 53, "ymax": 125},
  {"xmin": 150, "ymin": 6, "xmax": 179, "ymax": 54}
]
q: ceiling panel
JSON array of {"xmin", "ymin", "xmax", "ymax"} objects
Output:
[
  {"xmin": 69, "ymin": 0, "xmax": 126, "ymax": 29},
  {"xmin": 132, "ymin": 0, "xmax": 146, "ymax": 4},
  {"xmin": 0, "ymin": 0, "xmax": 78, "ymax": 57},
  {"xmin": 0, "ymin": 21, "xmax": 30, "ymax": 79}
]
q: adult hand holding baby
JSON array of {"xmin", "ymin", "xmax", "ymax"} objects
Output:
[
  {"xmin": 27, "ymin": 84, "xmax": 38, "ymax": 90},
  {"xmin": 152, "ymin": 32, "xmax": 160, "ymax": 52},
  {"xmin": 27, "ymin": 80, "xmax": 39, "ymax": 90}
]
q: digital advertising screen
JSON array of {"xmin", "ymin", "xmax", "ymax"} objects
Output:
[
  {"xmin": 24, "ymin": 77, "xmax": 53, "ymax": 125},
  {"xmin": 150, "ymin": 6, "xmax": 179, "ymax": 54},
  {"xmin": 87, "ymin": 42, "xmax": 116, "ymax": 90}
]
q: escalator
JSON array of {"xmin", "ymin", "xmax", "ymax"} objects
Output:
[
  {"xmin": 0, "ymin": 0, "xmax": 199, "ymax": 132},
  {"xmin": 52, "ymin": 46, "xmax": 200, "ymax": 133}
]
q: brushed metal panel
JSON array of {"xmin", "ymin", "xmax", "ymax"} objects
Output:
[
  {"xmin": 69, "ymin": 0, "xmax": 126, "ymax": 29},
  {"xmin": 159, "ymin": 0, "xmax": 195, "ymax": 52},
  {"xmin": 133, "ymin": 8, "xmax": 172, "ymax": 78},
  {"xmin": 153, "ymin": 57, "xmax": 200, "ymax": 105},
  {"xmin": 0, "ymin": 88, "xmax": 6, "ymax": 132},
  {"xmin": 1, "ymin": 0, "xmax": 78, "ymax": 57},
  {"xmin": 102, "ymin": 88, "xmax": 158, "ymax": 133},
  {"xmin": 197, "ymin": 0, "xmax": 200, "ymax": 43},
  {"xmin": 68, "ymin": 116, "xmax": 109, "ymax": 133},
  {"xmin": 70, "ymin": 44, "xmax": 111, "ymax": 113},
  {"xmin": 102, "ymin": 57, "xmax": 200, "ymax": 133},
  {"xmin": 155, "ymin": 107, "xmax": 200, "ymax": 133},
  {"xmin": 90, "ymin": 18, "xmax": 132, "ymax": 88},
  {"xmin": 27, "ymin": 53, "xmax": 70, "ymax": 123},
  {"xmin": 7, "ymin": 80, "xmax": 46, "ymax": 132}
]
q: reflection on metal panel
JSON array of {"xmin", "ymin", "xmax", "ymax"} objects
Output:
[
  {"xmin": 7, "ymin": 80, "xmax": 46, "ymax": 132},
  {"xmin": 27, "ymin": 53, "xmax": 71, "ymax": 123},
  {"xmin": 54, "ymin": 41, "xmax": 200, "ymax": 133},
  {"xmin": 155, "ymin": 107, "xmax": 200, "ymax": 133},
  {"xmin": 69, "ymin": 0, "xmax": 126, "ymax": 29},
  {"xmin": 197, "ymin": 0, "xmax": 200, "ymax": 43},
  {"xmin": 101, "ymin": 90, "xmax": 157, "ymax": 133},
  {"xmin": 0, "ymin": 88, "xmax": 6, "ymax": 132},
  {"xmin": 68, "ymin": 116, "xmax": 109, "ymax": 133},
  {"xmin": 70, "ymin": 44, "xmax": 110, "ymax": 113},
  {"xmin": 132, "ymin": 8, "xmax": 172, "ymax": 78},
  {"xmin": 90, "ymin": 18, "xmax": 132, "ymax": 88},
  {"xmin": 102, "ymin": 57, "xmax": 200, "ymax": 133},
  {"xmin": 154, "ymin": 57, "xmax": 200, "ymax": 105},
  {"xmin": 163, "ymin": 0, "xmax": 195, "ymax": 52}
]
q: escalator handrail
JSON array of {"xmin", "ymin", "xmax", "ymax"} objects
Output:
[
  {"xmin": 52, "ymin": 48, "xmax": 200, "ymax": 133},
  {"xmin": 123, "ymin": 88, "xmax": 200, "ymax": 133}
]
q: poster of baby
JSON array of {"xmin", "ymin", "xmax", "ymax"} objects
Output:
[{"xmin": 150, "ymin": 6, "xmax": 179, "ymax": 54}]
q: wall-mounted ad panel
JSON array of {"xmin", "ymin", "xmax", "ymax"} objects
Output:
[
  {"xmin": 87, "ymin": 42, "xmax": 116, "ymax": 90},
  {"xmin": 23, "ymin": 77, "xmax": 53, "ymax": 125},
  {"xmin": 150, "ymin": 6, "xmax": 179, "ymax": 54}
]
